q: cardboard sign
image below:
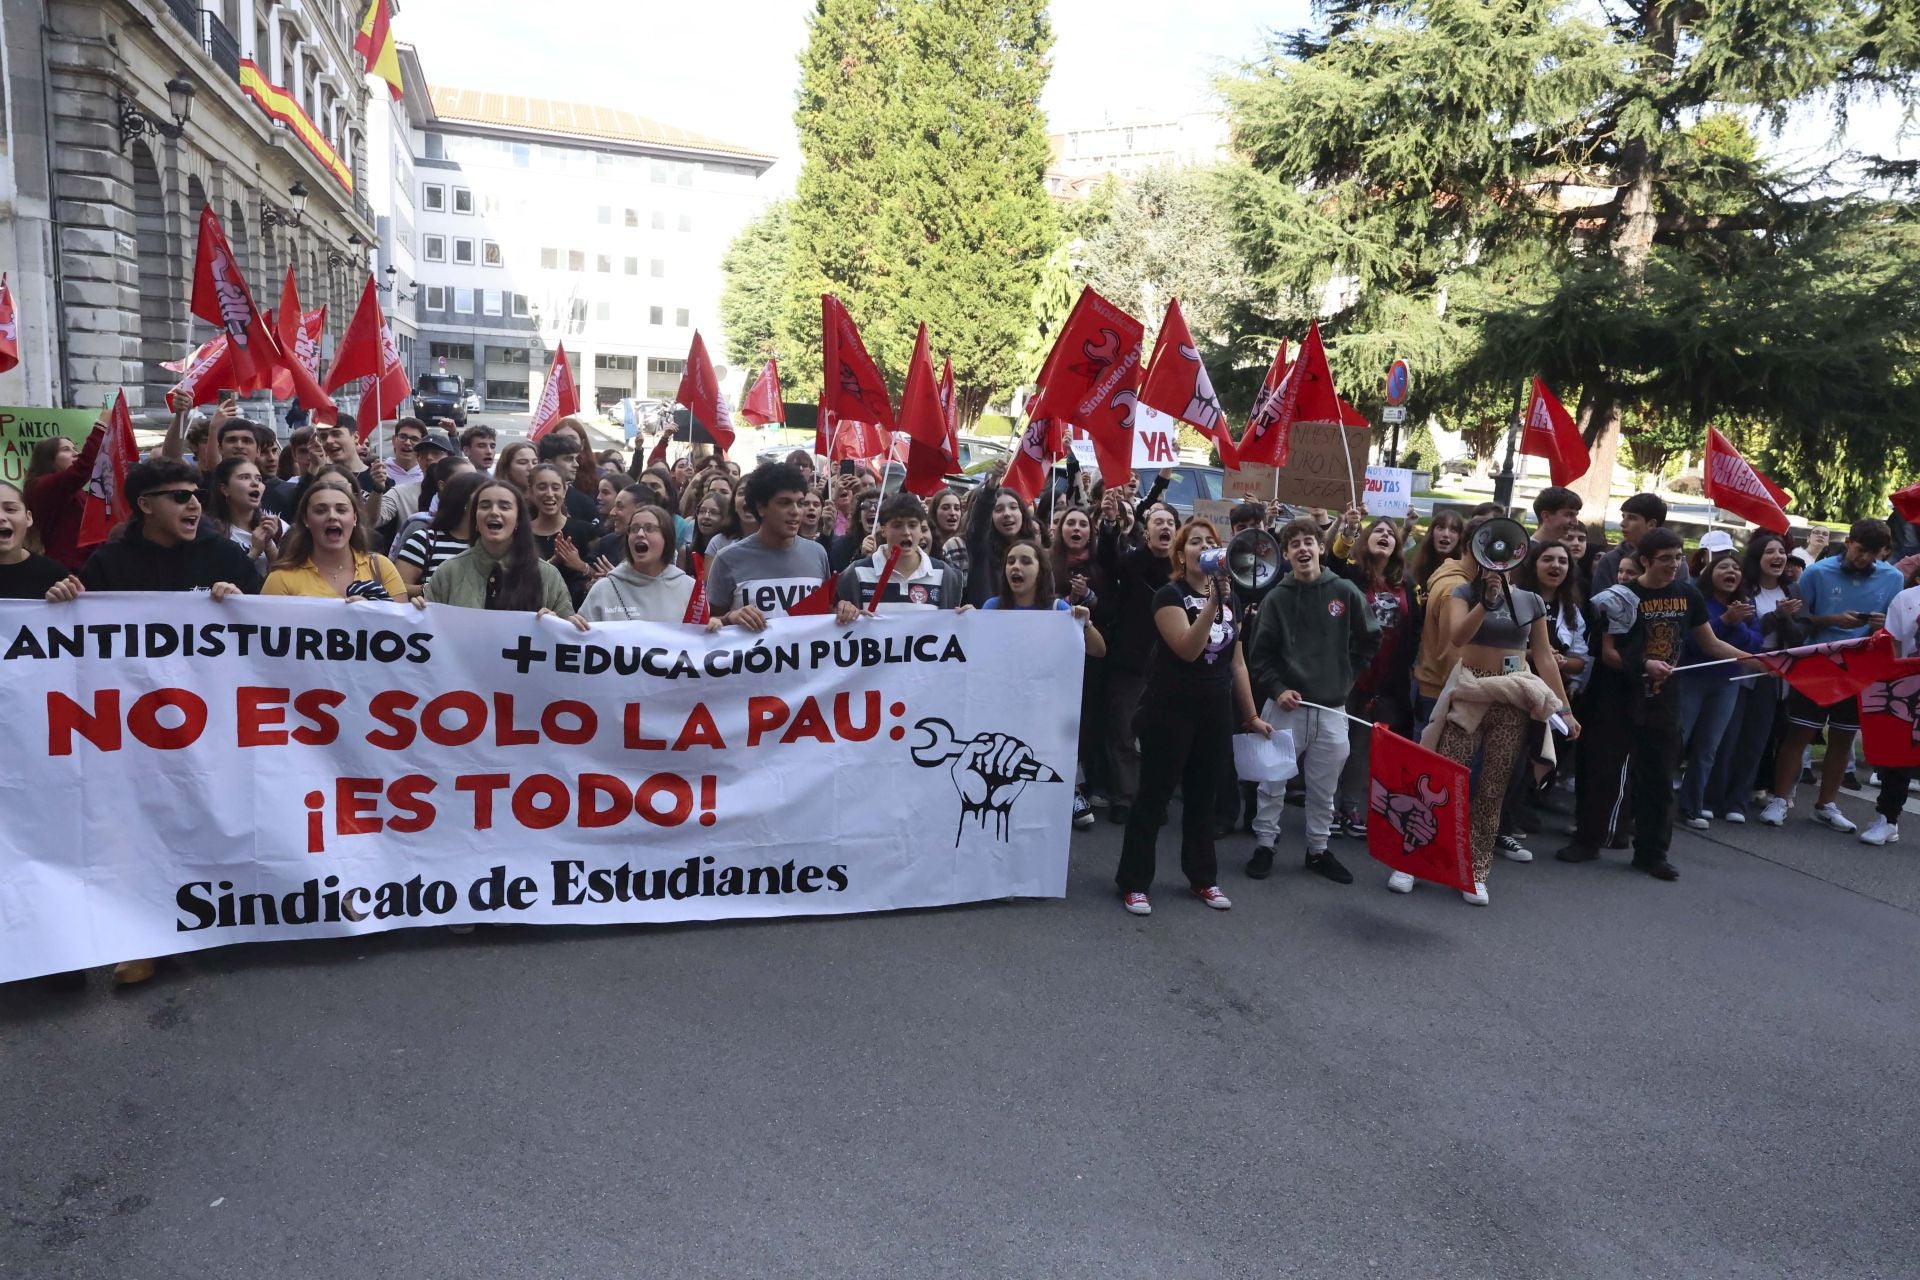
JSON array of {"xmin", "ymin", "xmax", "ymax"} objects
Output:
[
  {"xmin": 1193, "ymin": 498, "xmax": 1237, "ymax": 529},
  {"xmin": 1363, "ymin": 466, "xmax": 1417, "ymax": 516},
  {"xmin": 1222, "ymin": 462, "xmax": 1276, "ymax": 502},
  {"xmin": 1272, "ymin": 423, "xmax": 1369, "ymax": 509},
  {"xmin": 1131, "ymin": 404, "xmax": 1181, "ymax": 468}
]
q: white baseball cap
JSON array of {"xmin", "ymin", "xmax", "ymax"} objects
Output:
[{"xmin": 1700, "ymin": 530, "xmax": 1735, "ymax": 554}]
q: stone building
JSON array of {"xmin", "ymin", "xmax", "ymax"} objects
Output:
[{"xmin": 1, "ymin": 0, "xmax": 380, "ymax": 419}]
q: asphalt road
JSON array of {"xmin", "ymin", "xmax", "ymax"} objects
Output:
[{"xmin": 5, "ymin": 781, "xmax": 1918, "ymax": 1279}]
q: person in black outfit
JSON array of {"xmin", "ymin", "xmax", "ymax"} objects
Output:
[
  {"xmin": 1094, "ymin": 488, "xmax": 1179, "ymax": 824},
  {"xmin": 0, "ymin": 480, "xmax": 75, "ymax": 599},
  {"xmin": 74, "ymin": 458, "xmax": 263, "ymax": 595},
  {"xmin": 1114, "ymin": 517, "xmax": 1271, "ymax": 917}
]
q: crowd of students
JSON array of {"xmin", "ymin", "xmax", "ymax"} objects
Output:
[{"xmin": 6, "ymin": 398, "xmax": 1919, "ymax": 974}]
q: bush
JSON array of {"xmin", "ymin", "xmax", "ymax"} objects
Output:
[
  {"xmin": 972, "ymin": 413, "xmax": 1016, "ymax": 438},
  {"xmin": 1399, "ymin": 423, "xmax": 1439, "ymax": 473}
]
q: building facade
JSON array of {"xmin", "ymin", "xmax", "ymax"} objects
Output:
[
  {"xmin": 0, "ymin": 0, "xmax": 378, "ymax": 420},
  {"xmin": 1045, "ymin": 112, "xmax": 1229, "ymax": 198},
  {"xmin": 400, "ymin": 74, "xmax": 775, "ymax": 412}
]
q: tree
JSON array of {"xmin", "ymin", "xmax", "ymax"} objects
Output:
[
  {"xmin": 1219, "ymin": 0, "xmax": 1920, "ymax": 518},
  {"xmin": 718, "ymin": 202, "xmax": 793, "ymax": 371},
  {"xmin": 785, "ymin": 0, "xmax": 1057, "ymax": 424}
]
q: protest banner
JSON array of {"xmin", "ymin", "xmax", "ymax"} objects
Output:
[
  {"xmin": 0, "ymin": 406, "xmax": 95, "ymax": 487},
  {"xmin": 1223, "ymin": 425, "xmax": 1370, "ymax": 508},
  {"xmin": 1363, "ymin": 466, "xmax": 1417, "ymax": 516},
  {"xmin": 1131, "ymin": 403, "xmax": 1182, "ymax": 468},
  {"xmin": 0, "ymin": 598, "xmax": 1080, "ymax": 982}
]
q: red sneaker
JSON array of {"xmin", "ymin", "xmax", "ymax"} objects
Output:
[{"xmin": 1193, "ymin": 885, "xmax": 1232, "ymax": 911}]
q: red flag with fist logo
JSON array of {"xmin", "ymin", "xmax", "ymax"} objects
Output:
[
  {"xmin": 77, "ymin": 391, "xmax": 141, "ymax": 548},
  {"xmin": 1029, "ymin": 286, "xmax": 1143, "ymax": 487},
  {"xmin": 1366, "ymin": 725, "xmax": 1473, "ymax": 893},
  {"xmin": 1139, "ymin": 298, "xmax": 1236, "ymax": 467}
]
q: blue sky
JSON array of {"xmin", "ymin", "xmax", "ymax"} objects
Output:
[{"xmin": 398, "ymin": 0, "xmax": 1911, "ymax": 193}]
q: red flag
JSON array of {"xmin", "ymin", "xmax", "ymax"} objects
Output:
[
  {"xmin": 77, "ymin": 391, "xmax": 141, "ymax": 548},
  {"xmin": 1893, "ymin": 480, "xmax": 1920, "ymax": 525},
  {"xmin": 1518, "ymin": 377, "xmax": 1591, "ymax": 486},
  {"xmin": 1029, "ymin": 286, "xmax": 1144, "ymax": 487},
  {"xmin": 827, "ymin": 420, "xmax": 890, "ymax": 462},
  {"xmin": 529, "ymin": 344, "xmax": 580, "ymax": 441},
  {"xmin": 1703, "ymin": 426, "xmax": 1791, "ymax": 533},
  {"xmin": 899, "ymin": 323, "xmax": 953, "ymax": 497},
  {"xmin": 739, "ymin": 359, "xmax": 785, "ymax": 427},
  {"xmin": 190, "ymin": 205, "xmax": 280, "ymax": 395},
  {"xmin": 1861, "ymin": 672, "xmax": 1920, "ymax": 767},
  {"xmin": 166, "ymin": 334, "xmax": 235, "ymax": 412},
  {"xmin": 646, "ymin": 430, "xmax": 671, "ymax": 468},
  {"xmin": 1748, "ymin": 633, "xmax": 1914, "ymax": 705},
  {"xmin": 322, "ymin": 278, "xmax": 405, "ymax": 440},
  {"xmin": 784, "ymin": 572, "xmax": 841, "ymax": 616},
  {"xmin": 1139, "ymin": 298, "xmax": 1237, "ymax": 468},
  {"xmin": 1366, "ymin": 725, "xmax": 1474, "ymax": 894},
  {"xmin": 1002, "ymin": 414, "xmax": 1063, "ymax": 505},
  {"xmin": 0, "ymin": 273, "xmax": 19, "ymax": 374},
  {"xmin": 939, "ymin": 358, "xmax": 959, "ymax": 463},
  {"xmin": 864, "ymin": 542, "xmax": 908, "ymax": 614},
  {"xmin": 821, "ymin": 295, "xmax": 896, "ymax": 437},
  {"xmin": 682, "ymin": 552, "xmax": 710, "ymax": 625},
  {"xmin": 1233, "ymin": 323, "xmax": 1361, "ymax": 468},
  {"xmin": 675, "ymin": 332, "xmax": 735, "ymax": 451}
]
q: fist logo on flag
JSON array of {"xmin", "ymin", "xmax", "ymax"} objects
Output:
[{"xmin": 911, "ymin": 717, "xmax": 1062, "ymax": 844}]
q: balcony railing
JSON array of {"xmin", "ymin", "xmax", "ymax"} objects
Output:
[
  {"xmin": 162, "ymin": 0, "xmax": 198, "ymax": 37},
  {"xmin": 200, "ymin": 13, "xmax": 241, "ymax": 85}
]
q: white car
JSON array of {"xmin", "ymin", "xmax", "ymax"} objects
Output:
[{"xmin": 462, "ymin": 392, "xmax": 484, "ymax": 414}]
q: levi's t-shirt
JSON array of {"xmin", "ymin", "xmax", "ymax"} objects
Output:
[{"xmin": 706, "ymin": 534, "xmax": 832, "ymax": 618}]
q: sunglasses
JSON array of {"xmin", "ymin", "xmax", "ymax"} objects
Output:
[{"xmin": 146, "ymin": 488, "xmax": 205, "ymax": 506}]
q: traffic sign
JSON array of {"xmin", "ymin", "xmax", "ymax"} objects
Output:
[
  {"xmin": 1381, "ymin": 405, "xmax": 1407, "ymax": 423},
  {"xmin": 1384, "ymin": 359, "xmax": 1412, "ymax": 407}
]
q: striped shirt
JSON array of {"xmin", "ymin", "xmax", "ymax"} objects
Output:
[{"xmin": 395, "ymin": 529, "xmax": 469, "ymax": 586}]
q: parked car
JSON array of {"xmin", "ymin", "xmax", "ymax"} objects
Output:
[
  {"xmin": 462, "ymin": 392, "xmax": 485, "ymax": 414},
  {"xmin": 413, "ymin": 374, "xmax": 468, "ymax": 429}
]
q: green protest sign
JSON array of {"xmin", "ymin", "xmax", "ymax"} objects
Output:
[{"xmin": 0, "ymin": 406, "xmax": 97, "ymax": 488}]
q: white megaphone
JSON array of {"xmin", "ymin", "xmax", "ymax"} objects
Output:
[{"xmin": 1199, "ymin": 528, "xmax": 1284, "ymax": 592}]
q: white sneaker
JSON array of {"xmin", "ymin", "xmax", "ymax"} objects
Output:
[
  {"xmin": 1461, "ymin": 881, "xmax": 1489, "ymax": 906},
  {"xmin": 1813, "ymin": 802, "xmax": 1858, "ymax": 834},
  {"xmin": 1859, "ymin": 818, "xmax": 1901, "ymax": 847},
  {"xmin": 1122, "ymin": 892, "xmax": 1151, "ymax": 916},
  {"xmin": 1723, "ymin": 810, "xmax": 1746, "ymax": 825},
  {"xmin": 1386, "ymin": 870, "xmax": 1416, "ymax": 893},
  {"xmin": 1759, "ymin": 796, "xmax": 1791, "ymax": 826},
  {"xmin": 1683, "ymin": 814, "xmax": 1710, "ymax": 830}
]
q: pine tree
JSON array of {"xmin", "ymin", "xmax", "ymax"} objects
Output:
[
  {"xmin": 1219, "ymin": 0, "xmax": 1920, "ymax": 518},
  {"xmin": 785, "ymin": 0, "xmax": 1057, "ymax": 424},
  {"xmin": 719, "ymin": 201, "xmax": 792, "ymax": 370}
]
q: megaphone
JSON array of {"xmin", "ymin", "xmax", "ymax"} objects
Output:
[
  {"xmin": 1199, "ymin": 528, "xmax": 1284, "ymax": 591},
  {"xmin": 1470, "ymin": 517, "xmax": 1531, "ymax": 573}
]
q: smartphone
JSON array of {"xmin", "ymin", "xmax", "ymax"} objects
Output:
[
  {"xmin": 839, "ymin": 459, "xmax": 857, "ymax": 476},
  {"xmin": 218, "ymin": 389, "xmax": 238, "ymax": 404}
]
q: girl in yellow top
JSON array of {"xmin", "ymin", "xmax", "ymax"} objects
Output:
[{"xmin": 261, "ymin": 474, "xmax": 407, "ymax": 600}]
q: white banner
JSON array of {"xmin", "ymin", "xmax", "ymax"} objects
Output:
[{"xmin": 0, "ymin": 598, "xmax": 1080, "ymax": 981}]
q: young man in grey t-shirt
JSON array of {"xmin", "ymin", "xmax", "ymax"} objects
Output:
[{"xmin": 706, "ymin": 462, "xmax": 831, "ymax": 631}]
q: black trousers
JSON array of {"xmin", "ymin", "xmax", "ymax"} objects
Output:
[
  {"xmin": 1573, "ymin": 689, "xmax": 1635, "ymax": 850},
  {"xmin": 1116, "ymin": 690, "xmax": 1230, "ymax": 895},
  {"xmin": 1877, "ymin": 767, "xmax": 1915, "ymax": 822},
  {"xmin": 1629, "ymin": 693, "xmax": 1683, "ymax": 864}
]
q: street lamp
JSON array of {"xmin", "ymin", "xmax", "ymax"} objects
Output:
[
  {"xmin": 262, "ymin": 181, "xmax": 310, "ymax": 231},
  {"xmin": 115, "ymin": 72, "xmax": 195, "ymax": 152}
]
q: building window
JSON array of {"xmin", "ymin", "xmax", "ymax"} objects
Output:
[
  {"xmin": 649, "ymin": 305, "xmax": 663, "ymax": 325},
  {"xmin": 647, "ymin": 358, "xmax": 684, "ymax": 374},
  {"xmin": 455, "ymin": 288, "xmax": 475, "ymax": 314},
  {"xmin": 424, "ymin": 285, "xmax": 447, "ymax": 311},
  {"xmin": 597, "ymin": 254, "xmax": 611, "ymax": 273},
  {"xmin": 483, "ymin": 290, "xmax": 503, "ymax": 316},
  {"xmin": 569, "ymin": 299, "xmax": 588, "ymax": 329},
  {"xmin": 511, "ymin": 293, "xmax": 529, "ymax": 318},
  {"xmin": 453, "ymin": 187, "xmax": 474, "ymax": 214},
  {"xmin": 677, "ymin": 164, "xmax": 693, "ymax": 187},
  {"xmin": 496, "ymin": 347, "xmax": 531, "ymax": 366},
  {"xmin": 676, "ymin": 308, "xmax": 690, "ymax": 327},
  {"xmin": 540, "ymin": 247, "xmax": 558, "ymax": 270},
  {"xmin": 595, "ymin": 354, "xmax": 637, "ymax": 371},
  {"xmin": 596, "ymin": 301, "xmax": 611, "ymax": 322},
  {"xmin": 424, "ymin": 132, "xmax": 446, "ymax": 160},
  {"xmin": 597, "ymin": 205, "xmax": 612, "ymax": 224},
  {"xmin": 624, "ymin": 208, "xmax": 639, "ymax": 227},
  {"xmin": 677, "ymin": 213, "xmax": 692, "ymax": 232},
  {"xmin": 650, "ymin": 161, "xmax": 667, "ymax": 183},
  {"xmin": 423, "ymin": 234, "xmax": 445, "ymax": 262},
  {"xmin": 649, "ymin": 259, "xmax": 664, "ymax": 278},
  {"xmin": 651, "ymin": 209, "xmax": 666, "ymax": 230},
  {"xmin": 624, "ymin": 256, "xmax": 638, "ymax": 275},
  {"xmin": 422, "ymin": 183, "xmax": 445, "ymax": 211},
  {"xmin": 429, "ymin": 341, "xmax": 473, "ymax": 362},
  {"xmin": 483, "ymin": 240, "xmax": 503, "ymax": 267},
  {"xmin": 453, "ymin": 238, "xmax": 475, "ymax": 265},
  {"xmin": 487, "ymin": 380, "xmax": 530, "ymax": 402},
  {"xmin": 568, "ymin": 250, "xmax": 585, "ymax": 272}
]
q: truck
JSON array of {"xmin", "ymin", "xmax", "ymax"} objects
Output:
[{"xmin": 412, "ymin": 373, "xmax": 468, "ymax": 429}]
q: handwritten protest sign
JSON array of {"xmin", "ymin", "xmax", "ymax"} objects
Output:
[
  {"xmin": 0, "ymin": 406, "xmax": 95, "ymax": 487},
  {"xmin": 1222, "ymin": 425, "xmax": 1371, "ymax": 508}
]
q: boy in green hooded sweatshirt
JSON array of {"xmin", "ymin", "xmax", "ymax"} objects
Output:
[{"xmin": 1246, "ymin": 517, "xmax": 1381, "ymax": 884}]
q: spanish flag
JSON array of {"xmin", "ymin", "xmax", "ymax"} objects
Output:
[{"xmin": 354, "ymin": 0, "xmax": 403, "ymax": 100}]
